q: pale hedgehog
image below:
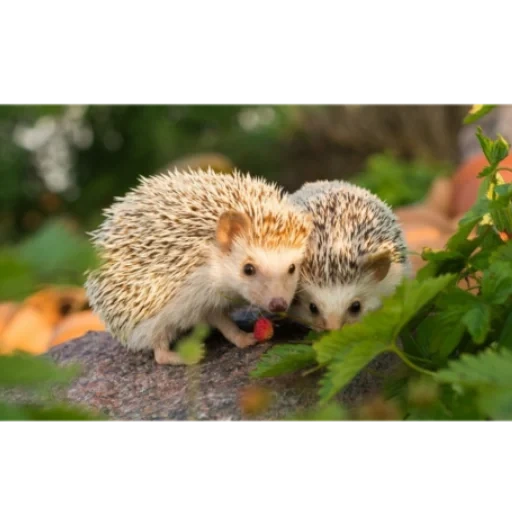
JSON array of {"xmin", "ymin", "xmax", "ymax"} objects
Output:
[
  {"xmin": 287, "ymin": 179, "xmax": 412, "ymax": 332},
  {"xmin": 84, "ymin": 168, "xmax": 313, "ymax": 365}
]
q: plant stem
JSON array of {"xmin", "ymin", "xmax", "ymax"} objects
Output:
[{"xmin": 390, "ymin": 346, "xmax": 435, "ymax": 377}]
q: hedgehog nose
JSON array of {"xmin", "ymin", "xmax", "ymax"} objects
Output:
[{"xmin": 269, "ymin": 297, "xmax": 288, "ymax": 313}]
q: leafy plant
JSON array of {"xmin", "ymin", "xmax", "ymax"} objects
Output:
[
  {"xmin": 353, "ymin": 152, "xmax": 450, "ymax": 208},
  {"xmin": 0, "ymin": 218, "xmax": 98, "ymax": 301},
  {"xmin": 252, "ymin": 105, "xmax": 512, "ymax": 420},
  {"xmin": 0, "ymin": 352, "xmax": 101, "ymax": 420}
]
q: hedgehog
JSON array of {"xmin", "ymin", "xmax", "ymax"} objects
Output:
[
  {"xmin": 84, "ymin": 168, "xmax": 313, "ymax": 365},
  {"xmin": 287, "ymin": 179, "xmax": 412, "ymax": 332}
]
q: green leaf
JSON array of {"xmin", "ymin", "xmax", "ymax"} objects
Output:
[
  {"xmin": 462, "ymin": 303, "xmax": 491, "ymax": 344},
  {"xmin": 434, "ymin": 348, "xmax": 512, "ymax": 423},
  {"xmin": 318, "ymin": 338, "xmax": 388, "ymax": 403},
  {"xmin": 313, "ymin": 303, "xmax": 398, "ymax": 366},
  {"xmin": 16, "ymin": 219, "xmax": 100, "ymax": 286},
  {"xmin": 0, "ymin": 402, "xmax": 30, "ymax": 420},
  {"xmin": 498, "ymin": 312, "xmax": 512, "ymax": 349},
  {"xmin": 489, "ymin": 242, "xmax": 512, "ymax": 265},
  {"xmin": 176, "ymin": 324, "xmax": 209, "ymax": 365},
  {"xmin": 463, "ymin": 105, "xmax": 496, "ymax": 125},
  {"xmin": 418, "ymin": 288, "xmax": 481, "ymax": 359},
  {"xmin": 17, "ymin": 404, "xmax": 101, "ymax": 420},
  {"xmin": 435, "ymin": 348, "xmax": 512, "ymax": 388},
  {"xmin": 491, "ymin": 134, "xmax": 510, "ymax": 165},
  {"xmin": 314, "ymin": 275, "xmax": 458, "ymax": 404},
  {"xmin": 251, "ymin": 344, "xmax": 316, "ymax": 378},
  {"xmin": 478, "ymin": 387, "xmax": 512, "ymax": 420},
  {"xmin": 0, "ymin": 252, "xmax": 38, "ymax": 301},
  {"xmin": 477, "ymin": 165, "xmax": 495, "ymax": 178},
  {"xmin": 415, "ymin": 312, "xmax": 465, "ymax": 361},
  {"xmin": 434, "ymin": 348, "xmax": 512, "ymax": 419},
  {"xmin": 397, "ymin": 274, "xmax": 457, "ymax": 331},
  {"xmin": 481, "ymin": 261, "xmax": 512, "ymax": 305},
  {"xmin": 416, "ymin": 250, "xmax": 466, "ymax": 280},
  {"xmin": 0, "ymin": 353, "xmax": 79, "ymax": 389},
  {"xmin": 476, "ymin": 126, "xmax": 495, "ymax": 164}
]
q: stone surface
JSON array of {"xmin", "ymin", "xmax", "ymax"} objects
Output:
[{"xmin": 37, "ymin": 312, "xmax": 402, "ymax": 421}]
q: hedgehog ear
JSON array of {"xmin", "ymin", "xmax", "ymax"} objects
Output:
[
  {"xmin": 362, "ymin": 250, "xmax": 392, "ymax": 282},
  {"xmin": 216, "ymin": 210, "xmax": 251, "ymax": 253}
]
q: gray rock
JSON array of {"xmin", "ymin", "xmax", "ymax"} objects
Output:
[{"xmin": 37, "ymin": 311, "xmax": 403, "ymax": 420}]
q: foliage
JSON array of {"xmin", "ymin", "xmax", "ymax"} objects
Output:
[
  {"xmin": 0, "ymin": 218, "xmax": 98, "ymax": 301},
  {"xmin": 0, "ymin": 106, "xmax": 296, "ymax": 245},
  {"xmin": 253, "ymin": 105, "xmax": 512, "ymax": 420},
  {"xmin": 353, "ymin": 152, "xmax": 450, "ymax": 208},
  {"xmin": 0, "ymin": 352, "xmax": 101, "ymax": 420}
]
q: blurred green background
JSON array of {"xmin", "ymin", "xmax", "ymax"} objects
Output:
[{"xmin": 0, "ymin": 105, "xmax": 466, "ymax": 300}]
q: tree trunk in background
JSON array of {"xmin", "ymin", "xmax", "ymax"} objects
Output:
[{"xmin": 280, "ymin": 105, "xmax": 469, "ymax": 191}]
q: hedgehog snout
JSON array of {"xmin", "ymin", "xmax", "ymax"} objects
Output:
[{"xmin": 268, "ymin": 297, "xmax": 288, "ymax": 313}]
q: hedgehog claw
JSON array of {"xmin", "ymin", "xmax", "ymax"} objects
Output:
[
  {"xmin": 233, "ymin": 332, "xmax": 257, "ymax": 349},
  {"xmin": 154, "ymin": 347, "xmax": 184, "ymax": 365}
]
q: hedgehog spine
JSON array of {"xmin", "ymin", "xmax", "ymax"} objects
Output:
[
  {"xmin": 85, "ymin": 167, "xmax": 312, "ymax": 365},
  {"xmin": 287, "ymin": 179, "xmax": 412, "ymax": 332}
]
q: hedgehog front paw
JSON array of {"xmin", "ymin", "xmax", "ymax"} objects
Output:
[
  {"xmin": 232, "ymin": 332, "xmax": 257, "ymax": 349},
  {"xmin": 154, "ymin": 347, "xmax": 184, "ymax": 365}
]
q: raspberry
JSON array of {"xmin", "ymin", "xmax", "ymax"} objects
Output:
[{"xmin": 253, "ymin": 317, "xmax": 274, "ymax": 342}]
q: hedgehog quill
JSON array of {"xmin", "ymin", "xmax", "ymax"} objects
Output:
[
  {"xmin": 85, "ymin": 168, "xmax": 312, "ymax": 365},
  {"xmin": 288, "ymin": 179, "xmax": 412, "ymax": 332}
]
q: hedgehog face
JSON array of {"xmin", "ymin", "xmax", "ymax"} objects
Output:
[
  {"xmin": 218, "ymin": 241, "xmax": 305, "ymax": 314},
  {"xmin": 288, "ymin": 280, "xmax": 384, "ymax": 331},
  {"xmin": 214, "ymin": 210, "xmax": 306, "ymax": 313},
  {"xmin": 288, "ymin": 252, "xmax": 407, "ymax": 332}
]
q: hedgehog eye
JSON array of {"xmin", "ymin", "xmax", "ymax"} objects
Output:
[
  {"xmin": 288, "ymin": 264, "xmax": 296, "ymax": 275},
  {"xmin": 243, "ymin": 263, "xmax": 256, "ymax": 276},
  {"xmin": 309, "ymin": 303, "xmax": 319, "ymax": 315},
  {"xmin": 348, "ymin": 301, "xmax": 361, "ymax": 315}
]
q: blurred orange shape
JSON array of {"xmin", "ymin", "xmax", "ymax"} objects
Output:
[
  {"xmin": 49, "ymin": 310, "xmax": 105, "ymax": 348},
  {"xmin": 0, "ymin": 304, "xmax": 54, "ymax": 355},
  {"xmin": 0, "ymin": 302, "xmax": 19, "ymax": 335}
]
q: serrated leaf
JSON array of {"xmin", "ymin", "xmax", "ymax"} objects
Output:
[
  {"xmin": 313, "ymin": 303, "xmax": 399, "ymax": 365},
  {"xmin": 312, "ymin": 275, "xmax": 456, "ymax": 406},
  {"xmin": 176, "ymin": 324, "xmax": 209, "ymax": 365},
  {"xmin": 477, "ymin": 388, "xmax": 512, "ymax": 420},
  {"xmin": 251, "ymin": 344, "xmax": 316, "ymax": 378},
  {"xmin": 435, "ymin": 348, "xmax": 512, "ymax": 388},
  {"xmin": 481, "ymin": 261, "xmax": 512, "ymax": 305},
  {"xmin": 398, "ymin": 274, "xmax": 457, "ymax": 331},
  {"xmin": 418, "ymin": 288, "xmax": 482, "ymax": 359},
  {"xmin": 491, "ymin": 134, "xmax": 510, "ymax": 164},
  {"xmin": 462, "ymin": 303, "xmax": 491, "ymax": 344},
  {"xmin": 416, "ymin": 312, "xmax": 465, "ymax": 361},
  {"xmin": 0, "ymin": 353, "xmax": 79, "ymax": 389},
  {"xmin": 318, "ymin": 338, "xmax": 388, "ymax": 403},
  {"xmin": 463, "ymin": 105, "xmax": 496, "ymax": 125}
]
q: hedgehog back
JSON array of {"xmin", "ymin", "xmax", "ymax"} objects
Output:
[
  {"xmin": 295, "ymin": 181, "xmax": 408, "ymax": 287},
  {"xmin": 85, "ymin": 169, "xmax": 304, "ymax": 341}
]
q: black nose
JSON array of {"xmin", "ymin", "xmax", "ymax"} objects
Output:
[{"xmin": 269, "ymin": 298, "xmax": 288, "ymax": 313}]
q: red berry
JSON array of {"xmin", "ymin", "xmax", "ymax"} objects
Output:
[{"xmin": 253, "ymin": 317, "xmax": 274, "ymax": 342}]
